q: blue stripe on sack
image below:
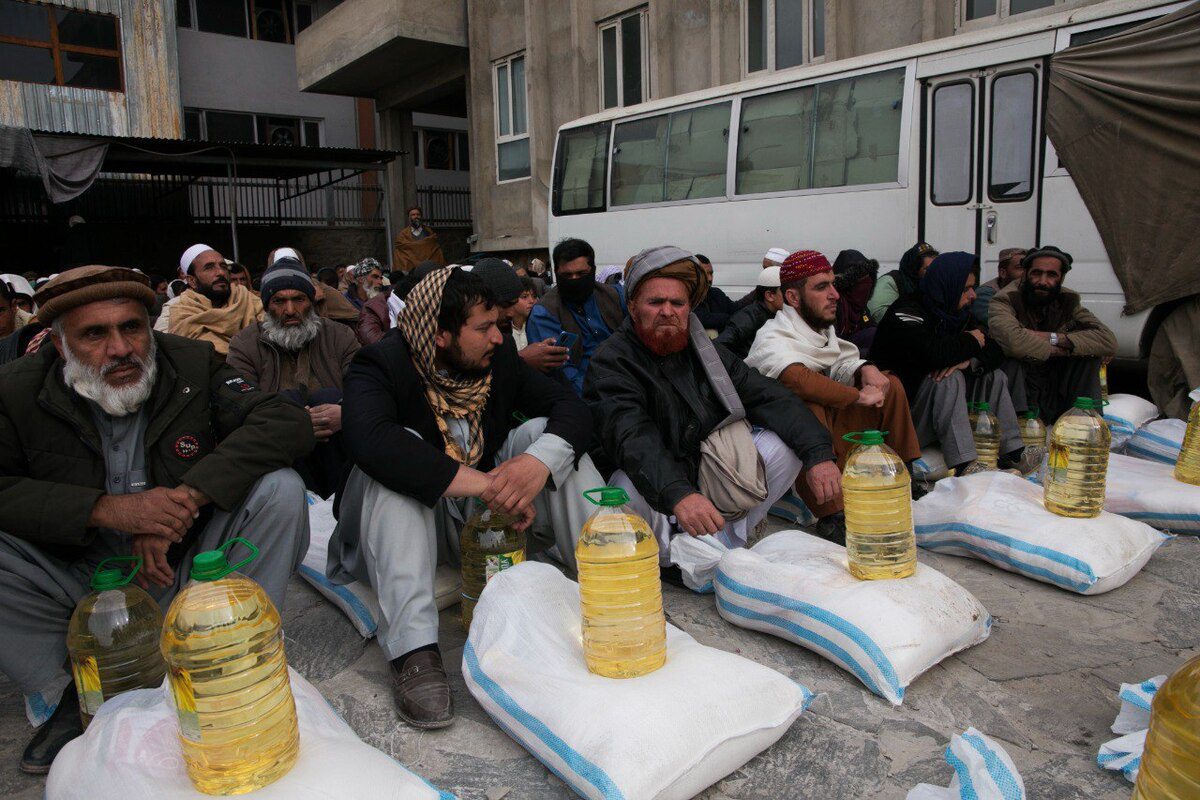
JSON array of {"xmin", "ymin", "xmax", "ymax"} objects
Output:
[
  {"xmin": 1123, "ymin": 757, "xmax": 1141, "ymax": 780},
  {"xmin": 945, "ymin": 746, "xmax": 981, "ymax": 800},
  {"xmin": 1124, "ymin": 442, "xmax": 1177, "ymax": 464},
  {"xmin": 1097, "ymin": 751, "xmax": 1122, "ymax": 765},
  {"xmin": 962, "ymin": 732, "xmax": 1023, "ymax": 800},
  {"xmin": 915, "ymin": 537, "xmax": 1092, "ymax": 592},
  {"xmin": 1141, "ymin": 678, "xmax": 1161, "ymax": 693},
  {"xmin": 1119, "ymin": 688, "xmax": 1154, "ymax": 712},
  {"xmin": 298, "ymin": 565, "xmax": 378, "ymax": 635},
  {"xmin": 1104, "ymin": 415, "xmax": 1135, "ymax": 434},
  {"xmin": 715, "ymin": 571, "xmax": 900, "ymax": 699},
  {"xmin": 1122, "ymin": 511, "xmax": 1200, "ymax": 523},
  {"xmin": 915, "ymin": 523, "xmax": 1096, "ymax": 579},
  {"xmin": 462, "ymin": 641, "xmax": 625, "ymax": 800},
  {"xmin": 1133, "ymin": 429, "xmax": 1183, "ymax": 450}
]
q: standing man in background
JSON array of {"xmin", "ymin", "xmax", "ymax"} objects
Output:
[{"xmin": 392, "ymin": 206, "xmax": 447, "ymax": 273}]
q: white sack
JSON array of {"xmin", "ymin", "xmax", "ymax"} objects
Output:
[
  {"xmin": 1102, "ymin": 452, "xmax": 1200, "ymax": 533},
  {"xmin": 912, "ymin": 446, "xmax": 951, "ymax": 482},
  {"xmin": 913, "ymin": 472, "xmax": 1167, "ymax": 594},
  {"xmin": 907, "ymin": 727, "xmax": 1026, "ymax": 800},
  {"xmin": 47, "ymin": 668, "xmax": 455, "ymax": 800},
  {"xmin": 1096, "ymin": 675, "xmax": 1165, "ymax": 783},
  {"xmin": 1104, "ymin": 393, "xmax": 1160, "ymax": 450},
  {"xmin": 463, "ymin": 562, "xmax": 811, "ymax": 800},
  {"xmin": 668, "ymin": 534, "xmax": 728, "ymax": 593},
  {"xmin": 714, "ymin": 531, "xmax": 990, "ymax": 705},
  {"xmin": 1124, "ymin": 418, "xmax": 1186, "ymax": 464}
]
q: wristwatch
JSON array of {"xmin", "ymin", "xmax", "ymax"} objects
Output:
[{"xmin": 1049, "ymin": 333, "xmax": 1059, "ymax": 347}]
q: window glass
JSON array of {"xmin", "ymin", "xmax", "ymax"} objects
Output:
[
  {"xmin": 812, "ymin": 68, "xmax": 904, "ymax": 188},
  {"xmin": 812, "ymin": 0, "xmax": 825, "ymax": 58},
  {"xmin": 253, "ymin": 0, "xmax": 290, "ymax": 43},
  {"xmin": 302, "ymin": 120, "xmax": 320, "ymax": 147},
  {"xmin": 61, "ymin": 52, "xmax": 121, "ymax": 90},
  {"xmin": 55, "ymin": 10, "xmax": 119, "ymax": 50},
  {"xmin": 295, "ymin": 1, "xmax": 314, "ymax": 31},
  {"xmin": 611, "ymin": 114, "xmax": 669, "ymax": 205},
  {"xmin": 496, "ymin": 64, "xmax": 510, "ymax": 136},
  {"xmin": 736, "ymin": 85, "xmax": 816, "ymax": 194},
  {"xmin": 511, "ymin": 57, "xmax": 527, "ymax": 135},
  {"xmin": 555, "ymin": 124, "xmax": 608, "ymax": 213},
  {"xmin": 177, "ymin": 0, "xmax": 192, "ymax": 28},
  {"xmin": 0, "ymin": 42, "xmax": 55, "ymax": 85},
  {"xmin": 774, "ymin": 0, "xmax": 804, "ymax": 70},
  {"xmin": 746, "ymin": 0, "xmax": 766, "ymax": 73},
  {"xmin": 932, "ymin": 82, "xmax": 974, "ymax": 205},
  {"xmin": 1011, "ymin": 0, "xmax": 1054, "ymax": 13},
  {"xmin": 0, "ymin": 0, "xmax": 51, "ymax": 41},
  {"xmin": 197, "ymin": 0, "xmax": 248, "ymax": 37},
  {"xmin": 665, "ymin": 103, "xmax": 730, "ymax": 201},
  {"xmin": 1070, "ymin": 21, "xmax": 1142, "ymax": 46},
  {"xmin": 456, "ymin": 133, "xmax": 470, "ymax": 170},
  {"xmin": 965, "ymin": 0, "xmax": 996, "ymax": 20},
  {"xmin": 206, "ymin": 111, "xmax": 255, "ymax": 142},
  {"xmin": 620, "ymin": 13, "xmax": 643, "ymax": 106},
  {"xmin": 498, "ymin": 138, "xmax": 530, "ymax": 181},
  {"xmin": 184, "ymin": 109, "xmax": 202, "ymax": 140},
  {"xmin": 601, "ymin": 25, "xmax": 618, "ymax": 110},
  {"xmin": 989, "ymin": 71, "xmax": 1036, "ymax": 201}
]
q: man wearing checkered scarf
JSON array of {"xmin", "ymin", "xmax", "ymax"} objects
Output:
[{"xmin": 328, "ymin": 266, "xmax": 602, "ymax": 730}]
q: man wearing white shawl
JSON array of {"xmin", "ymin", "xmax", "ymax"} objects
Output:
[{"xmin": 747, "ymin": 250, "xmax": 920, "ymax": 536}]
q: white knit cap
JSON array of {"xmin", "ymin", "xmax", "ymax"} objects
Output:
[
  {"xmin": 756, "ymin": 266, "xmax": 782, "ymax": 288},
  {"xmin": 763, "ymin": 247, "xmax": 789, "ymax": 266},
  {"xmin": 272, "ymin": 247, "xmax": 300, "ymax": 262},
  {"xmin": 179, "ymin": 243, "xmax": 216, "ymax": 276}
]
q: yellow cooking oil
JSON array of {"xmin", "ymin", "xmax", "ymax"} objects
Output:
[
  {"xmin": 460, "ymin": 508, "xmax": 525, "ymax": 629},
  {"xmin": 66, "ymin": 557, "xmax": 166, "ymax": 727},
  {"xmin": 842, "ymin": 430, "xmax": 915, "ymax": 580},
  {"xmin": 1020, "ymin": 408, "xmax": 1047, "ymax": 450},
  {"xmin": 1173, "ymin": 401, "xmax": 1200, "ymax": 486},
  {"xmin": 1133, "ymin": 653, "xmax": 1200, "ymax": 800},
  {"xmin": 1044, "ymin": 397, "xmax": 1111, "ymax": 518},
  {"xmin": 972, "ymin": 402, "xmax": 1001, "ymax": 469},
  {"xmin": 161, "ymin": 538, "xmax": 299, "ymax": 795},
  {"xmin": 1099, "ymin": 362, "xmax": 1109, "ymax": 401},
  {"xmin": 967, "ymin": 401, "xmax": 980, "ymax": 431},
  {"xmin": 576, "ymin": 487, "xmax": 666, "ymax": 678}
]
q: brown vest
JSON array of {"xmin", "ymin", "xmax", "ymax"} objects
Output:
[{"xmin": 537, "ymin": 282, "xmax": 625, "ymax": 365}]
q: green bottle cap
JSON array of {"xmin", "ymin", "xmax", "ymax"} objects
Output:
[
  {"xmin": 189, "ymin": 537, "xmax": 259, "ymax": 582},
  {"xmin": 583, "ymin": 486, "xmax": 630, "ymax": 506},
  {"xmin": 1022, "ymin": 407, "xmax": 1040, "ymax": 420},
  {"xmin": 1073, "ymin": 396, "xmax": 1105, "ymax": 410},
  {"xmin": 976, "ymin": 401, "xmax": 991, "ymax": 411},
  {"xmin": 841, "ymin": 430, "xmax": 888, "ymax": 446},
  {"xmin": 90, "ymin": 556, "xmax": 140, "ymax": 591}
]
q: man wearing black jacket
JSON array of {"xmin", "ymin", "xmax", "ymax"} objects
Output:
[{"xmin": 329, "ymin": 267, "xmax": 601, "ymax": 730}]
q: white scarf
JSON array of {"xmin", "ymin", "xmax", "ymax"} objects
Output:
[
  {"xmin": 387, "ymin": 292, "xmax": 404, "ymax": 328},
  {"xmin": 745, "ymin": 304, "xmax": 865, "ymax": 385}
]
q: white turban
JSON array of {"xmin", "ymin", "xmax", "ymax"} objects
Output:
[
  {"xmin": 763, "ymin": 247, "xmax": 790, "ymax": 266},
  {"xmin": 179, "ymin": 243, "xmax": 215, "ymax": 277}
]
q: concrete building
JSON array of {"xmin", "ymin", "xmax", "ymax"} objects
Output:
[{"xmin": 291, "ymin": 0, "xmax": 1115, "ymax": 260}]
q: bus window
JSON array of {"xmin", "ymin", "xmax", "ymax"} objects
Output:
[
  {"xmin": 931, "ymin": 81, "xmax": 973, "ymax": 205},
  {"xmin": 612, "ymin": 114, "xmax": 669, "ymax": 205},
  {"xmin": 665, "ymin": 102, "xmax": 731, "ymax": 201},
  {"xmin": 554, "ymin": 123, "xmax": 609, "ymax": 215},
  {"xmin": 813, "ymin": 68, "xmax": 905, "ymax": 188},
  {"xmin": 736, "ymin": 84, "xmax": 816, "ymax": 194},
  {"xmin": 988, "ymin": 70, "xmax": 1036, "ymax": 202}
]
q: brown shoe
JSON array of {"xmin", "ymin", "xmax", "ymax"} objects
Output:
[{"xmin": 391, "ymin": 650, "xmax": 454, "ymax": 729}]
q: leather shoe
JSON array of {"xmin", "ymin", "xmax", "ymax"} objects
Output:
[
  {"xmin": 392, "ymin": 650, "xmax": 454, "ymax": 729},
  {"xmin": 20, "ymin": 683, "xmax": 83, "ymax": 774},
  {"xmin": 813, "ymin": 512, "xmax": 846, "ymax": 547}
]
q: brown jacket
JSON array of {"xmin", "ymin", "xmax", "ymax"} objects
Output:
[
  {"xmin": 988, "ymin": 282, "xmax": 1117, "ymax": 362},
  {"xmin": 227, "ymin": 318, "xmax": 360, "ymax": 394},
  {"xmin": 356, "ymin": 291, "xmax": 391, "ymax": 346},
  {"xmin": 392, "ymin": 227, "xmax": 446, "ymax": 273}
]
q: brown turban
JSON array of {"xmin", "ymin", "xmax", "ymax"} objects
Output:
[{"xmin": 33, "ymin": 266, "xmax": 156, "ymax": 325}]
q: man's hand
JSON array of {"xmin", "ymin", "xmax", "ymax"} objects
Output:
[
  {"xmin": 308, "ymin": 404, "xmax": 343, "ymax": 440},
  {"xmin": 132, "ymin": 534, "xmax": 174, "ymax": 588},
  {"xmin": 519, "ymin": 339, "xmax": 570, "ymax": 372},
  {"xmin": 855, "ymin": 384, "xmax": 885, "ymax": 408},
  {"xmin": 931, "ymin": 360, "xmax": 970, "ymax": 382},
  {"xmin": 859, "ymin": 365, "xmax": 889, "ymax": 395},
  {"xmin": 968, "ymin": 329, "xmax": 986, "ymax": 347},
  {"xmin": 483, "ymin": 454, "xmax": 550, "ymax": 521},
  {"xmin": 805, "ymin": 461, "xmax": 842, "ymax": 506},
  {"xmin": 89, "ymin": 488, "xmax": 200, "ymax": 540},
  {"xmin": 1049, "ymin": 345, "xmax": 1071, "ymax": 358},
  {"xmin": 673, "ymin": 493, "xmax": 726, "ymax": 537}
]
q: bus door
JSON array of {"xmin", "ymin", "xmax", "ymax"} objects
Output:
[{"xmin": 922, "ymin": 60, "xmax": 1043, "ymax": 283}]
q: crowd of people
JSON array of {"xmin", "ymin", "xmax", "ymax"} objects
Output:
[{"xmin": 0, "ymin": 209, "xmax": 1125, "ymax": 767}]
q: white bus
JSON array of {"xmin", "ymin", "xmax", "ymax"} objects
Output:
[{"xmin": 548, "ymin": 0, "xmax": 1186, "ymax": 358}]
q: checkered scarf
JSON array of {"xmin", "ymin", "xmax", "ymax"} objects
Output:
[{"xmin": 397, "ymin": 266, "xmax": 491, "ymax": 466}]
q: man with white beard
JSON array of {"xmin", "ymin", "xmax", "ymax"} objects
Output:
[
  {"xmin": 228, "ymin": 257, "xmax": 360, "ymax": 496},
  {"xmin": 0, "ymin": 266, "xmax": 314, "ymax": 774}
]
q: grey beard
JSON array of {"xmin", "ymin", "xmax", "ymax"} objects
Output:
[
  {"xmin": 262, "ymin": 310, "xmax": 322, "ymax": 351},
  {"xmin": 63, "ymin": 336, "xmax": 158, "ymax": 417}
]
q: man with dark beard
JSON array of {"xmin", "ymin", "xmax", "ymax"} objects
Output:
[
  {"xmin": 330, "ymin": 267, "xmax": 600, "ymax": 730},
  {"xmin": 227, "ymin": 257, "xmax": 360, "ymax": 496},
  {"xmin": 584, "ymin": 246, "xmax": 839, "ymax": 563},
  {"xmin": 989, "ymin": 246, "xmax": 1116, "ymax": 423},
  {"xmin": 0, "ymin": 266, "xmax": 312, "ymax": 773},
  {"xmin": 525, "ymin": 238, "xmax": 625, "ymax": 393},
  {"xmin": 167, "ymin": 243, "xmax": 264, "ymax": 357}
]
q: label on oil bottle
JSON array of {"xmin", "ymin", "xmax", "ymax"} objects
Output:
[
  {"xmin": 1048, "ymin": 442, "xmax": 1070, "ymax": 484},
  {"xmin": 71, "ymin": 656, "xmax": 105, "ymax": 714},
  {"xmin": 484, "ymin": 549, "xmax": 525, "ymax": 582},
  {"xmin": 169, "ymin": 666, "xmax": 202, "ymax": 742}
]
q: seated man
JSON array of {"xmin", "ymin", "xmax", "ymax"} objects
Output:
[
  {"xmin": 715, "ymin": 266, "xmax": 783, "ymax": 359},
  {"xmin": 868, "ymin": 241, "xmax": 938, "ymax": 323},
  {"xmin": 344, "ymin": 258, "xmax": 384, "ymax": 312},
  {"xmin": 167, "ymin": 244, "xmax": 263, "ymax": 357},
  {"xmin": 526, "ymin": 237, "xmax": 625, "ymax": 393},
  {"xmin": 329, "ymin": 267, "xmax": 601, "ymax": 729},
  {"xmin": 584, "ymin": 246, "xmax": 839, "ymax": 561},
  {"xmin": 747, "ymin": 250, "xmax": 920, "ymax": 541},
  {"xmin": 227, "ymin": 257, "xmax": 361, "ymax": 497},
  {"xmin": 0, "ymin": 267, "xmax": 313, "ymax": 772},
  {"xmin": 472, "ymin": 258, "xmax": 570, "ymax": 375},
  {"xmin": 693, "ymin": 254, "xmax": 738, "ymax": 333},
  {"xmin": 989, "ymin": 246, "xmax": 1116, "ymax": 423},
  {"xmin": 872, "ymin": 253, "xmax": 1035, "ymax": 476},
  {"xmin": 268, "ymin": 246, "xmax": 360, "ymax": 326},
  {"xmin": 971, "ymin": 247, "xmax": 1026, "ymax": 328}
]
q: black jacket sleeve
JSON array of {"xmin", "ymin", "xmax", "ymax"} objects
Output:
[
  {"xmin": 695, "ymin": 288, "xmax": 737, "ymax": 332},
  {"xmin": 887, "ymin": 312, "xmax": 983, "ymax": 373},
  {"xmin": 714, "ymin": 303, "xmax": 767, "ymax": 359}
]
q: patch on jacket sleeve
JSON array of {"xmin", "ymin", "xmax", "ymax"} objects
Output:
[
  {"xmin": 223, "ymin": 376, "xmax": 258, "ymax": 394},
  {"xmin": 173, "ymin": 435, "xmax": 202, "ymax": 459},
  {"xmin": 895, "ymin": 313, "xmax": 925, "ymax": 325}
]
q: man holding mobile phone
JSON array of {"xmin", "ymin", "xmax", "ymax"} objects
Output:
[{"xmin": 471, "ymin": 260, "xmax": 570, "ymax": 374}]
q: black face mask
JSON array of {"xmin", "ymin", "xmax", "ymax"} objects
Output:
[{"xmin": 557, "ymin": 274, "xmax": 594, "ymax": 305}]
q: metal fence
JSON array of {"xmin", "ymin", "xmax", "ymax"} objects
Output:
[{"xmin": 417, "ymin": 184, "xmax": 472, "ymax": 226}]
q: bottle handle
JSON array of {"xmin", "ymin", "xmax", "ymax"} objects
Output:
[
  {"xmin": 94, "ymin": 555, "xmax": 142, "ymax": 587},
  {"xmin": 215, "ymin": 537, "xmax": 259, "ymax": 579}
]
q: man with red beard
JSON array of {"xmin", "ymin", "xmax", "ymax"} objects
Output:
[{"xmin": 584, "ymin": 246, "xmax": 839, "ymax": 565}]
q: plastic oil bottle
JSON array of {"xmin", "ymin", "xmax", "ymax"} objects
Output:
[
  {"xmin": 161, "ymin": 538, "xmax": 299, "ymax": 795},
  {"xmin": 576, "ymin": 487, "xmax": 666, "ymax": 678},
  {"xmin": 1044, "ymin": 397, "xmax": 1111, "ymax": 518},
  {"xmin": 1173, "ymin": 401, "xmax": 1200, "ymax": 486},
  {"xmin": 66, "ymin": 556, "xmax": 166, "ymax": 727},
  {"xmin": 1132, "ymin": 653, "xmax": 1200, "ymax": 799},
  {"xmin": 972, "ymin": 402, "xmax": 1001, "ymax": 469},
  {"xmin": 967, "ymin": 401, "xmax": 980, "ymax": 430},
  {"xmin": 460, "ymin": 507, "xmax": 525, "ymax": 629},
  {"xmin": 1099, "ymin": 362, "xmax": 1109, "ymax": 402},
  {"xmin": 842, "ymin": 431, "xmax": 916, "ymax": 580},
  {"xmin": 1020, "ymin": 408, "xmax": 1047, "ymax": 450}
]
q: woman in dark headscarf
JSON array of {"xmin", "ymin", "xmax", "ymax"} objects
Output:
[
  {"xmin": 832, "ymin": 249, "xmax": 880, "ymax": 354},
  {"xmin": 866, "ymin": 241, "xmax": 938, "ymax": 323}
]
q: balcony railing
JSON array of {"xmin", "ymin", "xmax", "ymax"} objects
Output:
[{"xmin": 417, "ymin": 184, "xmax": 471, "ymax": 226}]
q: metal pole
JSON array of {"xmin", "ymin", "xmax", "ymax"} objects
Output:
[
  {"xmin": 380, "ymin": 166, "xmax": 394, "ymax": 269},
  {"xmin": 226, "ymin": 161, "xmax": 240, "ymax": 262}
]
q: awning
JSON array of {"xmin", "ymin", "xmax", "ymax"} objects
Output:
[
  {"xmin": 0, "ymin": 125, "xmax": 108, "ymax": 203},
  {"xmin": 1046, "ymin": 2, "xmax": 1200, "ymax": 315}
]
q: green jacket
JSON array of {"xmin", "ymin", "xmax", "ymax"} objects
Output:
[
  {"xmin": 0, "ymin": 332, "xmax": 314, "ymax": 556},
  {"xmin": 988, "ymin": 282, "xmax": 1117, "ymax": 362}
]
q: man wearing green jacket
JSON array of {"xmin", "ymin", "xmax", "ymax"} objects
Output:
[{"xmin": 0, "ymin": 266, "xmax": 314, "ymax": 773}]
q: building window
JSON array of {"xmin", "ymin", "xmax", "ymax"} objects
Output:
[
  {"xmin": 185, "ymin": 107, "xmax": 322, "ymax": 146},
  {"xmin": 599, "ymin": 8, "xmax": 648, "ymax": 110},
  {"xmin": 963, "ymin": 0, "xmax": 1057, "ymax": 24},
  {"xmin": 494, "ymin": 53, "xmax": 529, "ymax": 182},
  {"xmin": 414, "ymin": 129, "xmax": 470, "ymax": 172},
  {"xmin": 744, "ymin": 0, "xmax": 824, "ymax": 75},
  {"xmin": 0, "ymin": 0, "xmax": 123, "ymax": 91},
  {"xmin": 177, "ymin": 0, "xmax": 315, "ymax": 43}
]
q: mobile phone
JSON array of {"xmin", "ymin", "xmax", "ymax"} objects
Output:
[{"xmin": 555, "ymin": 331, "xmax": 579, "ymax": 349}]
